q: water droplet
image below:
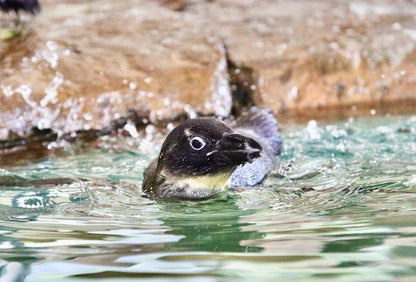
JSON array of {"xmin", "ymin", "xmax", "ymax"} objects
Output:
[
  {"xmin": 163, "ymin": 98, "xmax": 171, "ymax": 106},
  {"xmin": 47, "ymin": 142, "xmax": 59, "ymax": 150},
  {"xmin": 1, "ymin": 85, "xmax": 13, "ymax": 97},
  {"xmin": 391, "ymin": 22, "xmax": 402, "ymax": 31},
  {"xmin": 31, "ymin": 55, "xmax": 39, "ymax": 64},
  {"xmin": 305, "ymin": 120, "xmax": 322, "ymax": 140},
  {"xmin": 46, "ymin": 40, "xmax": 58, "ymax": 52},
  {"xmin": 37, "ymin": 119, "xmax": 51, "ymax": 130},
  {"xmin": 83, "ymin": 113, "xmax": 93, "ymax": 121},
  {"xmin": 124, "ymin": 121, "xmax": 139, "ymax": 138},
  {"xmin": 16, "ymin": 85, "xmax": 36, "ymax": 108},
  {"xmin": 129, "ymin": 82, "xmax": 137, "ymax": 90},
  {"xmin": 145, "ymin": 124, "xmax": 156, "ymax": 138},
  {"xmin": 278, "ymin": 43, "xmax": 288, "ymax": 51},
  {"xmin": 41, "ymin": 72, "xmax": 64, "ymax": 107},
  {"xmin": 329, "ymin": 42, "xmax": 339, "ymax": 50},
  {"xmin": 167, "ymin": 123, "xmax": 175, "ymax": 132},
  {"xmin": 288, "ymin": 86, "xmax": 298, "ymax": 101},
  {"xmin": 404, "ymin": 174, "xmax": 416, "ymax": 187},
  {"xmin": 184, "ymin": 104, "xmax": 197, "ymax": 119}
]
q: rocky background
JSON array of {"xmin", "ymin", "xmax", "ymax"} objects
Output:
[{"xmin": 1, "ymin": 0, "xmax": 416, "ymax": 153}]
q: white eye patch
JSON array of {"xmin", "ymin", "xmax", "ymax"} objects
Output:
[{"xmin": 189, "ymin": 136, "xmax": 206, "ymax": 150}]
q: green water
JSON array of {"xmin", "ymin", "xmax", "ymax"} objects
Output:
[{"xmin": 1, "ymin": 115, "xmax": 416, "ymax": 281}]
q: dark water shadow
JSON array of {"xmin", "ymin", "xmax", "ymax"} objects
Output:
[{"xmin": 158, "ymin": 195, "xmax": 265, "ymax": 253}]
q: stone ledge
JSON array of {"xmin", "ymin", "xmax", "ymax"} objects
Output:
[{"xmin": 1, "ymin": 0, "xmax": 415, "ymax": 146}]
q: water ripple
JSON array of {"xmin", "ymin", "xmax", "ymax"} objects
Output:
[{"xmin": 1, "ymin": 115, "xmax": 416, "ymax": 280}]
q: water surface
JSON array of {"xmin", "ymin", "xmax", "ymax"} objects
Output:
[{"xmin": 1, "ymin": 115, "xmax": 416, "ymax": 281}]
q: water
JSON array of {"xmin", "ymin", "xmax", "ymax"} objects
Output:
[{"xmin": 1, "ymin": 115, "xmax": 416, "ymax": 281}]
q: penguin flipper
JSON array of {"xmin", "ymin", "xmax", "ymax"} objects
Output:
[{"xmin": 230, "ymin": 107, "xmax": 282, "ymax": 187}]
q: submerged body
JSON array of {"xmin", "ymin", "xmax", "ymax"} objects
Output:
[{"xmin": 142, "ymin": 107, "xmax": 281, "ymax": 199}]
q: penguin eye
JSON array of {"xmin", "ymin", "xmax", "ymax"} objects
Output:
[{"xmin": 189, "ymin": 136, "xmax": 206, "ymax": 151}]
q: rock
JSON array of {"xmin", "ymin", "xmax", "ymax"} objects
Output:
[
  {"xmin": 187, "ymin": 0, "xmax": 416, "ymax": 120},
  {"xmin": 0, "ymin": 0, "xmax": 231, "ymax": 140},
  {"xmin": 1, "ymin": 0, "xmax": 416, "ymax": 144}
]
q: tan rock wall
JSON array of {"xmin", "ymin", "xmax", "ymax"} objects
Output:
[
  {"xmin": 1, "ymin": 0, "xmax": 415, "ymax": 143},
  {"xmin": 0, "ymin": 0, "xmax": 230, "ymax": 140},
  {"xmin": 191, "ymin": 0, "xmax": 416, "ymax": 120}
]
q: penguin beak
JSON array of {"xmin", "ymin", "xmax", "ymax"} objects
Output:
[{"xmin": 211, "ymin": 133, "xmax": 262, "ymax": 164}]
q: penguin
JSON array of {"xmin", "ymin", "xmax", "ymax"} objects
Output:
[
  {"xmin": 142, "ymin": 107, "xmax": 281, "ymax": 200},
  {"xmin": 0, "ymin": 0, "xmax": 40, "ymax": 15}
]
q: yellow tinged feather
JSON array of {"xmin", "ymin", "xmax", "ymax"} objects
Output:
[{"xmin": 175, "ymin": 172, "xmax": 231, "ymax": 190}]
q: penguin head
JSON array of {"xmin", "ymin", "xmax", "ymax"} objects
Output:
[{"xmin": 158, "ymin": 117, "xmax": 262, "ymax": 176}]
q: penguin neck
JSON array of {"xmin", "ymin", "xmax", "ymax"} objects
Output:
[{"xmin": 156, "ymin": 168, "xmax": 232, "ymax": 199}]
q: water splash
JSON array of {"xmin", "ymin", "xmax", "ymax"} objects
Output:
[
  {"xmin": 41, "ymin": 72, "xmax": 64, "ymax": 107},
  {"xmin": 206, "ymin": 43, "xmax": 232, "ymax": 117}
]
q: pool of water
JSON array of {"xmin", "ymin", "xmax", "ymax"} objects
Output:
[{"xmin": 1, "ymin": 115, "xmax": 416, "ymax": 281}]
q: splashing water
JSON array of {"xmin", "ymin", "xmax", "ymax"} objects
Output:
[{"xmin": 1, "ymin": 115, "xmax": 416, "ymax": 281}]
